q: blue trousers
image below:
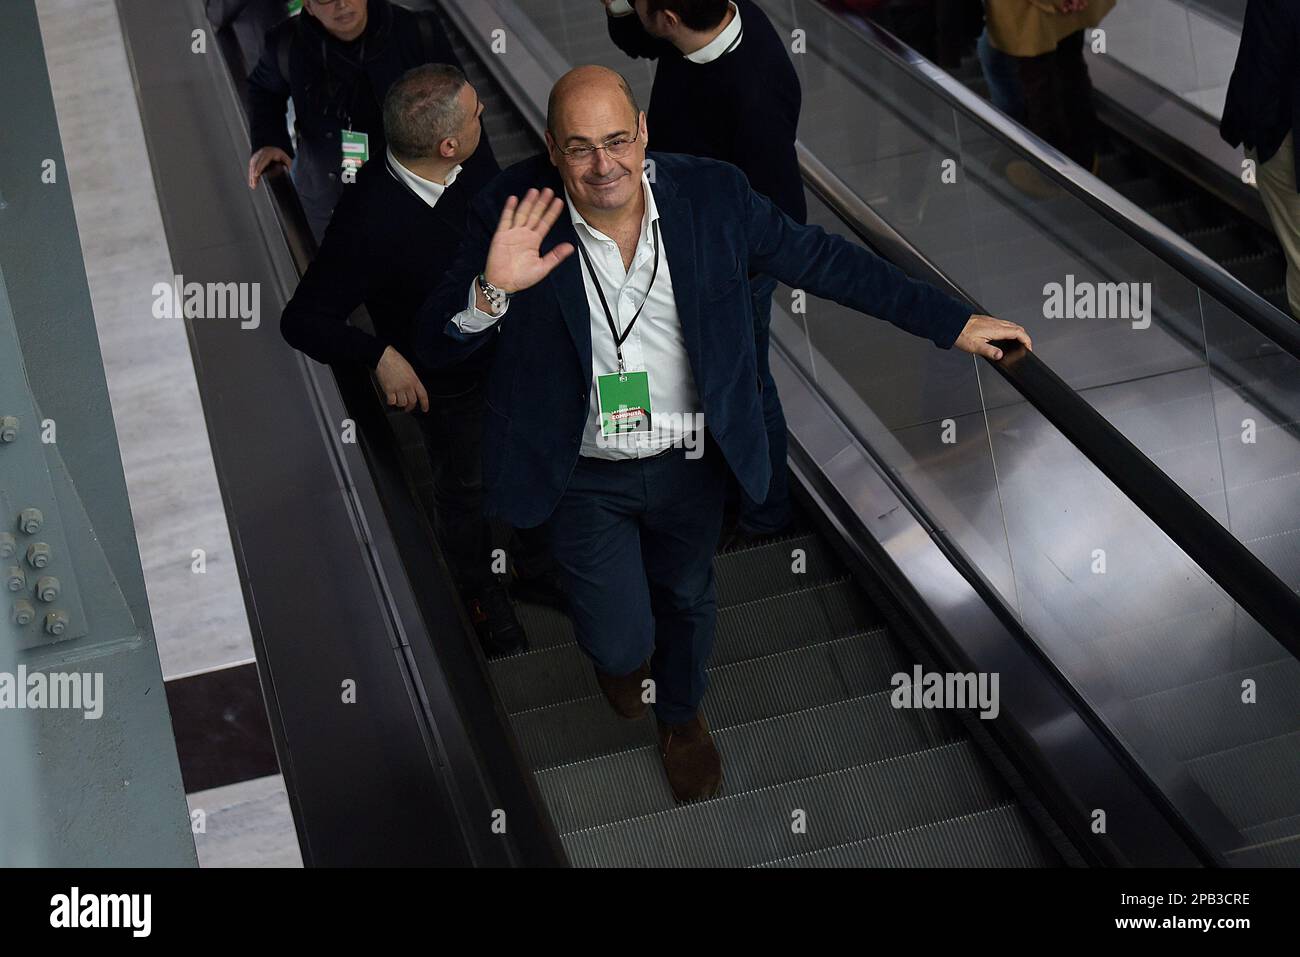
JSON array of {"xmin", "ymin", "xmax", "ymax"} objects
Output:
[
  {"xmin": 739, "ymin": 275, "xmax": 792, "ymax": 534},
  {"xmin": 977, "ymin": 28, "xmax": 1026, "ymax": 123},
  {"xmin": 545, "ymin": 442, "xmax": 729, "ymax": 724}
]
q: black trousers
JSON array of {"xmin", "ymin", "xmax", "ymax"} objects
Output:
[
  {"xmin": 1016, "ymin": 29, "xmax": 1099, "ymax": 168},
  {"xmin": 415, "ymin": 381, "xmax": 552, "ymax": 594},
  {"xmin": 415, "ymin": 383, "xmax": 494, "ymax": 594}
]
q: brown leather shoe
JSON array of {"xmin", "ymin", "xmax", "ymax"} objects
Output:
[
  {"xmin": 657, "ymin": 713, "xmax": 723, "ymax": 803},
  {"xmin": 594, "ymin": 660, "xmax": 651, "ymax": 719}
]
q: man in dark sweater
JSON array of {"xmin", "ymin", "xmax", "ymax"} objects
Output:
[
  {"xmin": 603, "ymin": 0, "xmax": 805, "ymax": 539},
  {"xmin": 280, "ymin": 64, "xmax": 526, "ymax": 653},
  {"xmin": 246, "ymin": 0, "xmax": 494, "ymax": 239}
]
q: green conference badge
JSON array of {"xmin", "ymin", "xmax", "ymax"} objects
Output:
[{"xmin": 596, "ymin": 370, "xmax": 653, "ymax": 436}]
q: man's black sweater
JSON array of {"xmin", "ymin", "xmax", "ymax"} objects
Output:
[
  {"xmin": 608, "ymin": 0, "xmax": 805, "ymax": 224},
  {"xmin": 279, "ymin": 146, "xmax": 500, "ymax": 396}
]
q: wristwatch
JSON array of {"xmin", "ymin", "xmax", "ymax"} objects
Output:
[{"xmin": 477, "ymin": 273, "xmax": 512, "ymax": 314}]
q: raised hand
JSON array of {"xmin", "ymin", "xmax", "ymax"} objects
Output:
[
  {"xmin": 953, "ymin": 315, "xmax": 1033, "ymax": 361},
  {"xmin": 482, "ymin": 188, "xmax": 575, "ymax": 295}
]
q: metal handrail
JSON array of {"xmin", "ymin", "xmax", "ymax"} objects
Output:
[
  {"xmin": 211, "ymin": 11, "xmax": 567, "ymax": 866},
  {"xmin": 800, "ymin": 145, "xmax": 1300, "ymax": 654},
  {"xmin": 812, "ymin": 2, "xmax": 1300, "ymax": 362}
]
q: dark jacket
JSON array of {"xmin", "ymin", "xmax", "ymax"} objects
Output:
[
  {"xmin": 280, "ymin": 145, "xmax": 500, "ymax": 396},
  {"xmin": 247, "ymin": 0, "xmax": 492, "ymax": 213},
  {"xmin": 414, "ymin": 152, "xmax": 972, "ymax": 528},
  {"xmin": 1221, "ymin": 0, "xmax": 1300, "ymax": 187},
  {"xmin": 607, "ymin": 0, "xmax": 806, "ymax": 224}
]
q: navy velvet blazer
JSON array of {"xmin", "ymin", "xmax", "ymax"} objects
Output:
[{"xmin": 416, "ymin": 152, "xmax": 972, "ymax": 528}]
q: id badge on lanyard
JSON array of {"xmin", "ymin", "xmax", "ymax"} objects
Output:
[
  {"xmin": 580, "ymin": 221, "xmax": 661, "ymax": 438},
  {"xmin": 341, "ymin": 127, "xmax": 369, "ymax": 171},
  {"xmin": 597, "ymin": 370, "xmax": 653, "ymax": 436}
]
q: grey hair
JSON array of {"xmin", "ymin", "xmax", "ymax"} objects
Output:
[{"xmin": 383, "ymin": 63, "xmax": 468, "ymax": 162}]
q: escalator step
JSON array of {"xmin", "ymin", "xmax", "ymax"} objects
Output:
[
  {"xmin": 437, "ymin": 6, "xmax": 541, "ymax": 168},
  {"xmin": 759, "ymin": 803, "xmax": 1058, "ymax": 868},
  {"xmin": 1131, "ymin": 658, "xmax": 1300, "ymax": 762},
  {"xmin": 1083, "ymin": 603, "xmax": 1280, "ymax": 701},
  {"xmin": 509, "ymin": 628, "xmax": 905, "ymax": 769},
  {"xmin": 512, "ymin": 695, "xmax": 656, "ymax": 771},
  {"xmin": 1185, "ymin": 224, "xmax": 1261, "ymax": 262},
  {"xmin": 1224, "ymin": 253, "xmax": 1286, "ymax": 292},
  {"xmin": 534, "ymin": 690, "xmax": 963, "ymax": 832},
  {"xmin": 704, "ymin": 629, "xmax": 905, "ymax": 727},
  {"xmin": 1148, "ymin": 198, "xmax": 1217, "ymax": 233},
  {"xmin": 511, "ymin": 602, "xmax": 577, "ymax": 653},
  {"xmin": 1111, "ymin": 175, "xmax": 1181, "ymax": 208},
  {"xmin": 560, "ymin": 740, "xmax": 1009, "ymax": 867},
  {"xmin": 1236, "ymin": 812, "xmax": 1300, "ymax": 867},
  {"xmin": 714, "ymin": 533, "xmax": 843, "ymax": 606},
  {"xmin": 496, "ymin": 578, "xmax": 879, "ymax": 712},
  {"xmin": 1186, "ymin": 729, "xmax": 1300, "ymax": 831},
  {"xmin": 1096, "ymin": 149, "xmax": 1148, "ymax": 184}
]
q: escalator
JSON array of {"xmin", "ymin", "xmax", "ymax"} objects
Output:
[
  {"xmin": 117, "ymin": 0, "xmax": 1300, "ymax": 868},
  {"xmin": 503, "ymin": 505, "xmax": 1059, "ymax": 867},
  {"xmin": 397, "ymin": 0, "xmax": 1300, "ymax": 868},
  {"xmin": 423, "ymin": 2, "xmax": 1065, "ymax": 867},
  {"xmin": 944, "ymin": 44, "xmax": 1291, "ymax": 313}
]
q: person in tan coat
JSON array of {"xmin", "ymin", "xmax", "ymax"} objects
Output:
[{"xmin": 985, "ymin": 0, "xmax": 1116, "ymax": 172}]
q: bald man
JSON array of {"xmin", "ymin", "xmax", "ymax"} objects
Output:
[{"xmin": 417, "ymin": 66, "xmax": 1029, "ymax": 803}]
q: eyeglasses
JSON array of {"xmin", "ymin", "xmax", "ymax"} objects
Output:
[{"xmin": 557, "ymin": 128, "xmax": 640, "ymax": 165}]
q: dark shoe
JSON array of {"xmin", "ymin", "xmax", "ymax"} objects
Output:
[
  {"xmin": 594, "ymin": 660, "xmax": 651, "ymax": 719},
  {"xmin": 657, "ymin": 713, "xmax": 723, "ymax": 803},
  {"xmin": 510, "ymin": 564, "xmax": 567, "ymax": 612},
  {"xmin": 465, "ymin": 580, "xmax": 527, "ymax": 656}
]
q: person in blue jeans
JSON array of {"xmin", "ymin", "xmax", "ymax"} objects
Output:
[{"xmin": 976, "ymin": 24, "xmax": 1025, "ymax": 122}]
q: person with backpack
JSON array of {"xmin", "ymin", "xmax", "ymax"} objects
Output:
[{"xmin": 245, "ymin": 0, "xmax": 492, "ymax": 239}]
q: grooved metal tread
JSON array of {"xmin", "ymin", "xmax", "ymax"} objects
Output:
[
  {"xmin": 1129, "ymin": 657, "xmax": 1300, "ymax": 762},
  {"xmin": 497, "ymin": 578, "xmax": 881, "ymax": 713},
  {"xmin": 559, "ymin": 740, "xmax": 1015, "ymax": 868},
  {"xmin": 1186, "ymin": 730, "xmax": 1300, "ymax": 832},
  {"xmin": 534, "ymin": 689, "xmax": 964, "ymax": 832},
  {"xmin": 713, "ymin": 533, "xmax": 842, "ymax": 606},
  {"xmin": 758, "ymin": 803, "xmax": 1058, "ymax": 868},
  {"xmin": 507, "ymin": 628, "xmax": 903, "ymax": 770},
  {"xmin": 1236, "ymin": 812, "xmax": 1300, "ymax": 866}
]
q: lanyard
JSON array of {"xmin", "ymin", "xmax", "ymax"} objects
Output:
[
  {"xmin": 321, "ymin": 34, "xmax": 369, "ymax": 129},
  {"xmin": 576, "ymin": 220, "xmax": 660, "ymax": 375}
]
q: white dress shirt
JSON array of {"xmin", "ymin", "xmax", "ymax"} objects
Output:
[
  {"xmin": 451, "ymin": 173, "xmax": 702, "ymax": 460},
  {"xmin": 606, "ymin": 0, "xmax": 742, "ymax": 64},
  {"xmin": 386, "ymin": 147, "xmax": 461, "ymax": 210}
]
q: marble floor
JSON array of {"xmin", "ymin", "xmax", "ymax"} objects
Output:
[{"xmin": 34, "ymin": 0, "xmax": 300, "ymax": 867}]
